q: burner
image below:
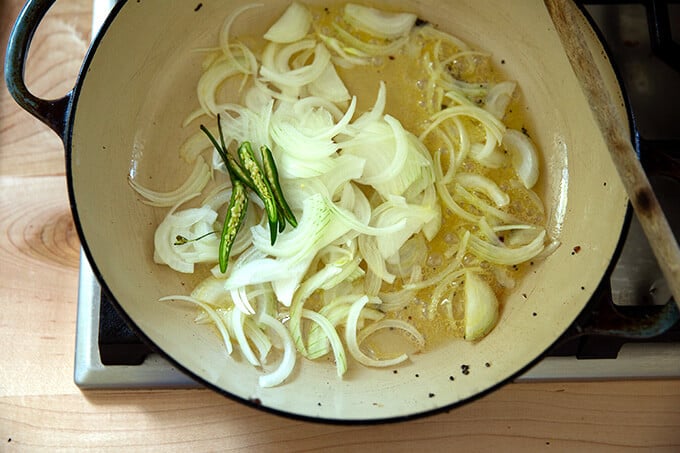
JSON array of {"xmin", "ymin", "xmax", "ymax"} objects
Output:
[{"xmin": 74, "ymin": 0, "xmax": 680, "ymax": 388}]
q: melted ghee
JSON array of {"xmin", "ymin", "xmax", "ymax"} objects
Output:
[{"xmin": 315, "ymin": 6, "xmax": 545, "ymax": 349}]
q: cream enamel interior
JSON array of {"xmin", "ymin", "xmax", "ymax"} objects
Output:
[{"xmin": 69, "ymin": 0, "xmax": 629, "ymax": 421}]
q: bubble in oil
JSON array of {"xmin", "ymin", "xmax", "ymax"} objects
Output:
[
  {"xmin": 444, "ymin": 232, "xmax": 458, "ymax": 244},
  {"xmin": 426, "ymin": 253, "xmax": 443, "ymax": 267},
  {"xmin": 462, "ymin": 253, "xmax": 476, "ymax": 266}
]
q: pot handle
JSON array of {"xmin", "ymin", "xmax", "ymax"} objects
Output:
[{"xmin": 4, "ymin": 0, "xmax": 71, "ymax": 141}]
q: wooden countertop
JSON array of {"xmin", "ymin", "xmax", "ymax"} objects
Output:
[{"xmin": 1, "ymin": 1, "xmax": 679, "ymax": 450}]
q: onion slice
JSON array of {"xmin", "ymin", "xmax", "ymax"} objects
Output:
[
  {"xmin": 456, "ymin": 173, "xmax": 510, "ymax": 207},
  {"xmin": 302, "ymin": 309, "xmax": 347, "ymax": 377},
  {"xmin": 128, "ymin": 157, "xmax": 211, "ymax": 207},
  {"xmin": 345, "ymin": 296, "xmax": 409, "ymax": 367},
  {"xmin": 258, "ymin": 313, "xmax": 296, "ymax": 387},
  {"xmin": 263, "ymin": 2, "xmax": 312, "ymax": 43},
  {"xmin": 503, "ymin": 129, "xmax": 539, "ymax": 189},
  {"xmin": 463, "ymin": 271, "xmax": 499, "ymax": 341},
  {"xmin": 344, "ymin": 4, "xmax": 417, "ymax": 40},
  {"xmin": 159, "ymin": 296, "xmax": 233, "ymax": 354}
]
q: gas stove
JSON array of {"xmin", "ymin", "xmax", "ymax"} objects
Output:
[{"xmin": 74, "ymin": 0, "xmax": 680, "ymax": 389}]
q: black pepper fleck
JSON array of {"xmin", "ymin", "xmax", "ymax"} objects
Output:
[
  {"xmin": 532, "ymin": 312, "xmax": 537, "ymax": 317},
  {"xmin": 461, "ymin": 364, "xmax": 470, "ymax": 375},
  {"xmin": 485, "ymin": 362, "xmax": 491, "ymax": 368},
  {"xmin": 428, "ymin": 393, "xmax": 435, "ymax": 398},
  {"xmin": 194, "ymin": 3, "xmax": 203, "ymax": 12},
  {"xmin": 449, "ymin": 375, "xmax": 455, "ymax": 381},
  {"xmin": 393, "ymin": 370, "xmax": 398, "ymax": 374},
  {"xmin": 415, "ymin": 17, "xmax": 429, "ymax": 27},
  {"xmin": 501, "ymin": 59, "xmax": 506, "ymax": 64},
  {"xmin": 318, "ymin": 402, "xmax": 322, "ymax": 406},
  {"xmin": 388, "ymin": 55, "xmax": 395, "ymax": 60},
  {"xmin": 415, "ymin": 373, "xmax": 420, "ymax": 377}
]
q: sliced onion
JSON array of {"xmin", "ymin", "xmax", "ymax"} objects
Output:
[
  {"xmin": 379, "ymin": 287, "xmax": 417, "ymax": 312},
  {"xmin": 160, "ymin": 296, "xmax": 233, "ymax": 354},
  {"xmin": 349, "ymin": 81, "xmax": 387, "ymax": 130},
  {"xmin": 503, "ymin": 129, "xmax": 539, "ymax": 189},
  {"xmin": 421, "ymin": 104, "xmax": 506, "ymax": 146},
  {"xmin": 179, "ymin": 129, "xmax": 213, "ymax": 163},
  {"xmin": 263, "ymin": 2, "xmax": 312, "ymax": 43},
  {"xmin": 302, "ymin": 309, "xmax": 347, "ymax": 377},
  {"xmin": 463, "ymin": 271, "xmax": 499, "ymax": 341},
  {"xmin": 373, "ymin": 196, "xmax": 437, "ymax": 260},
  {"xmin": 219, "ymin": 3, "xmax": 263, "ymax": 74},
  {"xmin": 190, "ymin": 275, "xmax": 231, "ymax": 307},
  {"xmin": 467, "ymin": 229, "xmax": 546, "ymax": 265},
  {"xmin": 197, "ymin": 57, "xmax": 244, "ymax": 115},
  {"xmin": 128, "ymin": 157, "xmax": 211, "ymax": 207},
  {"xmin": 345, "ymin": 296, "xmax": 409, "ymax": 367},
  {"xmin": 332, "ymin": 22, "xmax": 410, "ymax": 56},
  {"xmin": 356, "ymin": 319, "xmax": 425, "ymax": 351},
  {"xmin": 318, "ymin": 34, "xmax": 371, "ymax": 67},
  {"xmin": 456, "ymin": 173, "xmax": 510, "ymax": 207},
  {"xmin": 385, "ymin": 234, "xmax": 427, "ymax": 278},
  {"xmin": 454, "ymin": 184, "xmax": 518, "ymax": 223},
  {"xmin": 306, "ymin": 295, "xmax": 382, "ymax": 358},
  {"xmin": 230, "ymin": 285, "xmax": 256, "ymax": 315},
  {"xmin": 258, "ymin": 313, "xmax": 296, "ymax": 387},
  {"xmin": 260, "ymin": 43, "xmax": 331, "ymax": 88},
  {"xmin": 309, "ymin": 63, "xmax": 351, "ymax": 103},
  {"xmin": 154, "ymin": 203, "xmax": 219, "ymax": 273},
  {"xmin": 484, "ymin": 81, "xmax": 516, "ymax": 119},
  {"xmin": 243, "ymin": 316, "xmax": 272, "ymax": 363},
  {"xmin": 358, "ymin": 235, "xmax": 396, "ymax": 284},
  {"xmin": 344, "ymin": 4, "xmax": 417, "ymax": 40},
  {"xmin": 231, "ymin": 308, "xmax": 260, "ymax": 366}
]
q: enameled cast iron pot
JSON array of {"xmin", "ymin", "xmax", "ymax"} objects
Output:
[{"xmin": 6, "ymin": 0, "xmax": 645, "ymax": 422}]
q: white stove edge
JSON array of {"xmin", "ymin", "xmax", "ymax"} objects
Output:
[{"xmin": 74, "ymin": 0, "xmax": 680, "ymax": 389}]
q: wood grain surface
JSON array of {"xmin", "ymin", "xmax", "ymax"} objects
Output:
[{"xmin": 1, "ymin": 1, "xmax": 679, "ymax": 451}]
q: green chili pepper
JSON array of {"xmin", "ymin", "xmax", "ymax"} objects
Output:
[
  {"xmin": 219, "ymin": 178, "xmax": 248, "ymax": 273},
  {"xmin": 198, "ymin": 117, "xmax": 298, "ymax": 266},
  {"xmin": 237, "ymin": 141, "xmax": 279, "ymax": 245},
  {"xmin": 199, "ymin": 123, "xmax": 256, "ymax": 192},
  {"xmin": 260, "ymin": 145, "xmax": 298, "ymax": 228}
]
